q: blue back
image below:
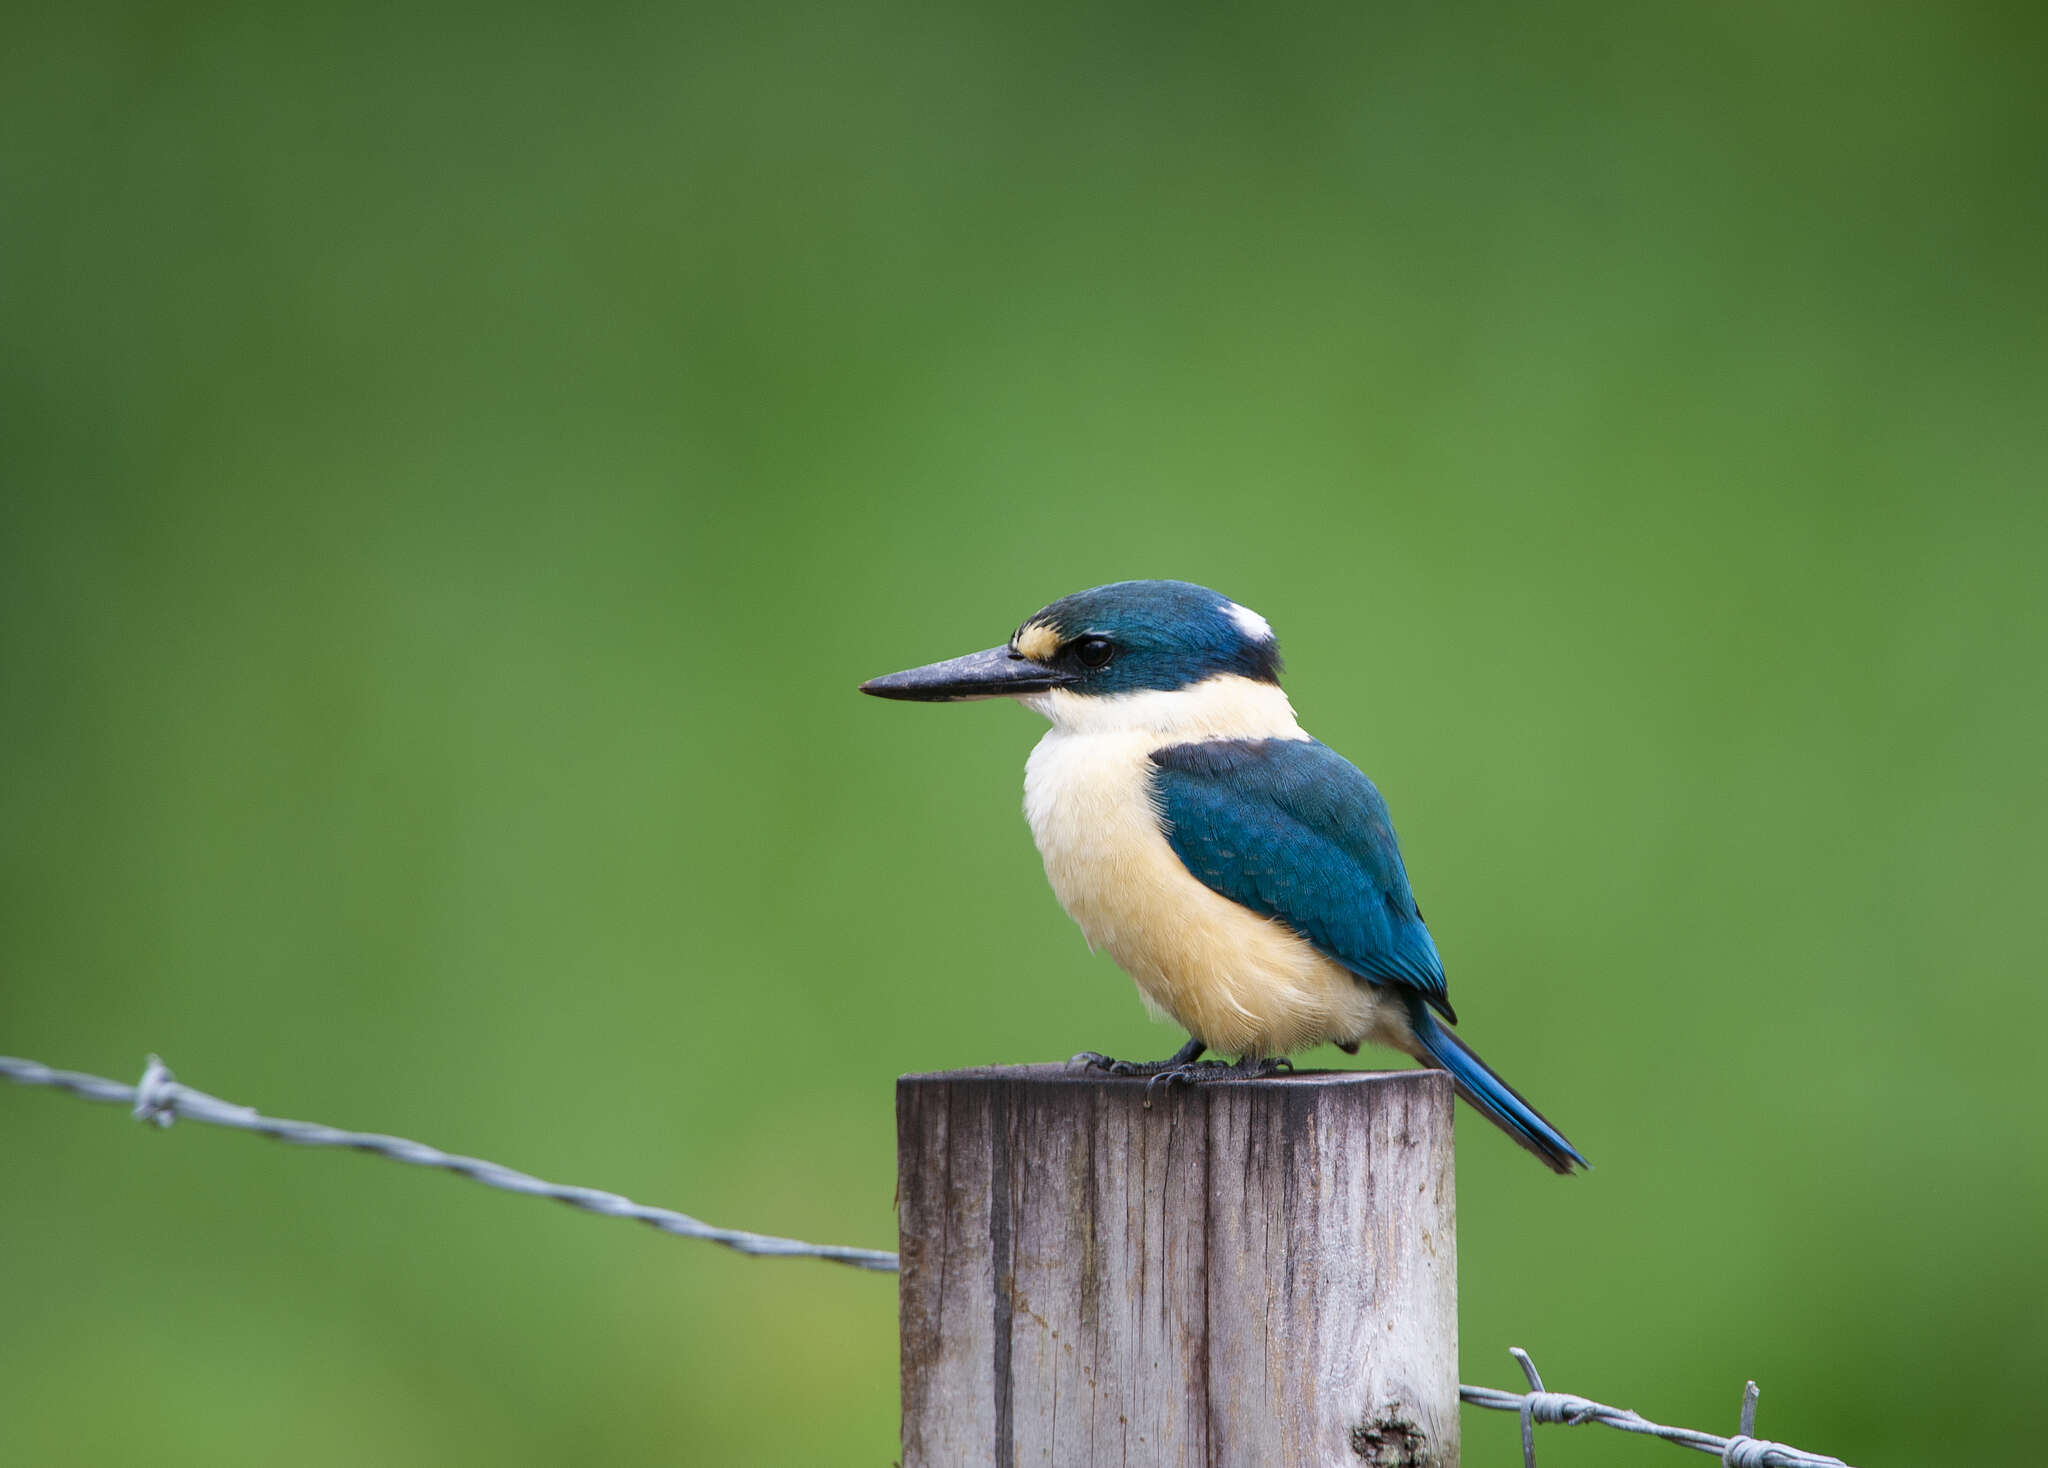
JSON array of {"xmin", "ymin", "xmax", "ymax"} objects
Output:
[{"xmin": 1148, "ymin": 737, "xmax": 1455, "ymax": 1020}]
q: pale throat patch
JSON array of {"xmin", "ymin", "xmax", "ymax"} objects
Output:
[
  {"xmin": 1018, "ymin": 674, "xmax": 1308, "ymax": 740},
  {"xmin": 1012, "ymin": 621, "xmax": 1061, "ymax": 663}
]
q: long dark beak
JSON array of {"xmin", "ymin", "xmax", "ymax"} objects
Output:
[{"xmin": 859, "ymin": 644, "xmax": 1074, "ymax": 702}]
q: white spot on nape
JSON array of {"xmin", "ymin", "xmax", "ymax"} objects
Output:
[{"xmin": 1224, "ymin": 601, "xmax": 1273, "ymax": 642}]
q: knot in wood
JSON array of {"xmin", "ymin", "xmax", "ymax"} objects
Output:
[{"xmin": 1349, "ymin": 1405, "xmax": 1429, "ymax": 1465}]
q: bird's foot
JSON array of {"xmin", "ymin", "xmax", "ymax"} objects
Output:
[
  {"xmin": 1070, "ymin": 1052, "xmax": 1191, "ymax": 1077},
  {"xmin": 1142, "ymin": 1060, "xmax": 1233, "ymax": 1103},
  {"xmin": 1142, "ymin": 1054, "xmax": 1292, "ymax": 1105},
  {"xmin": 1069, "ymin": 1036, "xmax": 1207, "ymax": 1077}
]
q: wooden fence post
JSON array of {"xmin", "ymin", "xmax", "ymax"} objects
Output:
[{"xmin": 897, "ymin": 1064, "xmax": 1458, "ymax": 1468}]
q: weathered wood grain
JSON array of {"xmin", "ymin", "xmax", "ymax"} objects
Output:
[{"xmin": 898, "ymin": 1065, "xmax": 1457, "ymax": 1468}]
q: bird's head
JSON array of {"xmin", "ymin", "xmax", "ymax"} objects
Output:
[{"xmin": 858, "ymin": 580, "xmax": 1283, "ymax": 716}]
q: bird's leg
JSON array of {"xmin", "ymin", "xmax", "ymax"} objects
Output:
[{"xmin": 1070, "ymin": 1036, "xmax": 1208, "ymax": 1077}]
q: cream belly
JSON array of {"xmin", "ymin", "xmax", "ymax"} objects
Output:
[{"xmin": 1019, "ymin": 679, "xmax": 1410, "ymax": 1060}]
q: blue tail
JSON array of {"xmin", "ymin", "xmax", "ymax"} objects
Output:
[{"xmin": 1409, "ymin": 1005, "xmax": 1587, "ymax": 1174}]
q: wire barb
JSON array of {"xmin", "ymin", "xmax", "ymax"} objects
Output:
[{"xmin": 4, "ymin": 1052, "xmax": 1867, "ymax": 1463}]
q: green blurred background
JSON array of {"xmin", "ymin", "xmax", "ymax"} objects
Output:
[{"xmin": 4, "ymin": 1, "xmax": 2044, "ymax": 1463}]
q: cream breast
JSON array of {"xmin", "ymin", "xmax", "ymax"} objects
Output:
[{"xmin": 1019, "ymin": 676, "xmax": 1402, "ymax": 1058}]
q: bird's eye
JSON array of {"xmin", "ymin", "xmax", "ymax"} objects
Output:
[{"xmin": 1073, "ymin": 636, "xmax": 1115, "ymax": 668}]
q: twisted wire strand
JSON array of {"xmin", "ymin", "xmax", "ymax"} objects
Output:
[
  {"xmin": 0, "ymin": 1054, "xmax": 897, "ymax": 1271},
  {"xmin": 3, "ymin": 1053, "xmax": 1863, "ymax": 1464}
]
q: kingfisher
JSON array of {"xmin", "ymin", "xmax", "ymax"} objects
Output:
[{"xmin": 859, "ymin": 579, "xmax": 1586, "ymax": 1173}]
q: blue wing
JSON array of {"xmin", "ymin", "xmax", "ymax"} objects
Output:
[{"xmin": 1148, "ymin": 738, "xmax": 1455, "ymax": 1021}]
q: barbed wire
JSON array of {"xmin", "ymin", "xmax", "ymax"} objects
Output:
[
  {"xmin": 0, "ymin": 1053, "xmax": 896, "ymax": 1271},
  {"xmin": 3, "ymin": 1052, "xmax": 1860, "ymax": 1465},
  {"xmin": 1461, "ymin": 1348, "xmax": 1852, "ymax": 1467}
]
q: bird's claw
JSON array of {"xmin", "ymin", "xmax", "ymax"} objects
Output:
[
  {"xmin": 1070, "ymin": 1036, "xmax": 1210, "ymax": 1079},
  {"xmin": 1070, "ymin": 1051, "xmax": 1161, "ymax": 1077},
  {"xmin": 1069, "ymin": 1050, "xmax": 1211, "ymax": 1078},
  {"xmin": 1143, "ymin": 1062, "xmax": 1233, "ymax": 1104},
  {"xmin": 1073, "ymin": 1050, "xmax": 1293, "ymax": 1103}
]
